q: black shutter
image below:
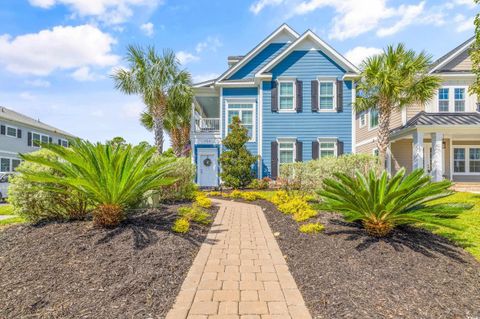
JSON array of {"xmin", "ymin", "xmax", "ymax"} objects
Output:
[
  {"xmin": 58, "ymin": 139, "xmax": 62, "ymax": 145},
  {"xmin": 17, "ymin": 129, "xmax": 22, "ymax": 138},
  {"xmin": 336, "ymin": 80, "xmax": 343, "ymax": 112},
  {"xmin": 296, "ymin": 140, "xmax": 303, "ymax": 162},
  {"xmin": 296, "ymin": 80, "xmax": 303, "ymax": 112},
  {"xmin": 48, "ymin": 137, "xmax": 52, "ymax": 144},
  {"xmin": 271, "ymin": 141, "xmax": 278, "ymax": 179},
  {"xmin": 0, "ymin": 125, "xmax": 5, "ymax": 135},
  {"xmin": 271, "ymin": 81, "xmax": 278, "ymax": 112},
  {"xmin": 312, "ymin": 141, "xmax": 319, "ymax": 160},
  {"xmin": 337, "ymin": 140, "xmax": 344, "ymax": 156},
  {"xmin": 311, "ymin": 80, "xmax": 318, "ymax": 112},
  {"xmin": 27, "ymin": 132, "xmax": 32, "ymax": 146}
]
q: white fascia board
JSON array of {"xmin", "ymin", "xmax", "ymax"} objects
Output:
[
  {"xmin": 215, "ymin": 24, "xmax": 299, "ymax": 83},
  {"xmin": 342, "ymin": 73, "xmax": 361, "ymax": 80},
  {"xmin": 215, "ymin": 81, "xmax": 256, "ymax": 87},
  {"xmin": 192, "ymin": 80, "xmax": 215, "ymax": 88},
  {"xmin": 429, "ymin": 38, "xmax": 475, "ymax": 74},
  {"xmin": 255, "ymin": 30, "xmax": 360, "ymax": 77}
]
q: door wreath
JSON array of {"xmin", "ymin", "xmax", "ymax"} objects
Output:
[{"xmin": 203, "ymin": 158, "xmax": 212, "ymax": 167}]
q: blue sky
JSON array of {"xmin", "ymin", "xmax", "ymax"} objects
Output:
[{"xmin": 0, "ymin": 0, "xmax": 476, "ymax": 147}]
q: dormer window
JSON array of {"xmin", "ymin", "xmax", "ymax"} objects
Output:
[
  {"xmin": 455, "ymin": 88, "xmax": 465, "ymax": 112},
  {"xmin": 438, "ymin": 88, "xmax": 449, "ymax": 112}
]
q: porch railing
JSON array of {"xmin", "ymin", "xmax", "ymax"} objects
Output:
[{"xmin": 194, "ymin": 118, "xmax": 220, "ymax": 133}]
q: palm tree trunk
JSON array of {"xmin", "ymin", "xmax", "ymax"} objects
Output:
[
  {"xmin": 377, "ymin": 102, "xmax": 391, "ymax": 169},
  {"xmin": 171, "ymin": 128, "xmax": 182, "ymax": 157},
  {"xmin": 153, "ymin": 116, "xmax": 164, "ymax": 153},
  {"xmin": 180, "ymin": 125, "xmax": 191, "ymax": 157}
]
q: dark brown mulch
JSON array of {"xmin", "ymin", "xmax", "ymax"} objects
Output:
[
  {"xmin": 0, "ymin": 204, "xmax": 218, "ymax": 319},
  {"xmin": 257, "ymin": 200, "xmax": 480, "ymax": 319}
]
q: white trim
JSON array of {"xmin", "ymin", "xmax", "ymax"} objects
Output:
[
  {"xmin": 258, "ymin": 82, "xmax": 263, "ymax": 178},
  {"xmin": 401, "ymin": 108, "xmax": 407, "ymax": 125},
  {"xmin": 372, "ymin": 147, "xmax": 379, "ymax": 156},
  {"xmin": 317, "ymin": 138, "xmax": 338, "ymax": 158},
  {"xmin": 351, "ymin": 81, "xmax": 356, "ymax": 153},
  {"xmin": 219, "ymin": 88, "xmax": 223, "ymax": 141},
  {"xmin": 31, "ymin": 131, "xmax": 51, "ymax": 148},
  {"xmin": 429, "ymin": 38, "xmax": 475, "ymax": 74},
  {"xmin": 4, "ymin": 124, "xmax": 18, "ymax": 138},
  {"xmin": 215, "ymin": 81, "xmax": 256, "ymax": 87},
  {"xmin": 0, "ymin": 156, "xmax": 21, "ymax": 173},
  {"xmin": 277, "ymin": 138, "xmax": 296, "ymax": 177},
  {"xmin": 192, "ymin": 79, "xmax": 215, "ymax": 88},
  {"xmin": 277, "ymin": 80, "xmax": 296, "ymax": 112},
  {"xmin": 317, "ymin": 79, "xmax": 337, "ymax": 111},
  {"xmin": 216, "ymin": 24, "xmax": 299, "ymax": 83},
  {"xmin": 452, "ymin": 145, "xmax": 480, "ymax": 175},
  {"xmin": 436, "ymin": 85, "xmax": 469, "ymax": 112},
  {"xmin": 449, "ymin": 138, "xmax": 453, "ymax": 180},
  {"xmin": 359, "ymin": 113, "xmax": 366, "ymax": 128},
  {"xmin": 356, "ymin": 137, "xmax": 377, "ymax": 148},
  {"xmin": 255, "ymin": 30, "xmax": 360, "ymax": 77},
  {"xmin": 0, "ymin": 149, "xmax": 18, "ymax": 155},
  {"xmin": 224, "ymin": 99, "xmax": 256, "ymax": 142}
]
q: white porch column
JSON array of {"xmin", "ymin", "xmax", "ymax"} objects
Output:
[
  {"xmin": 412, "ymin": 131, "xmax": 424, "ymax": 170},
  {"xmin": 431, "ymin": 132, "xmax": 444, "ymax": 182}
]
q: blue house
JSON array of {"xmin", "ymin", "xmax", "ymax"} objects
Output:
[{"xmin": 191, "ymin": 24, "xmax": 359, "ymax": 187}]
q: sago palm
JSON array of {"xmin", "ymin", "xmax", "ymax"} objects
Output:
[
  {"xmin": 20, "ymin": 139, "xmax": 176, "ymax": 227},
  {"xmin": 356, "ymin": 44, "xmax": 441, "ymax": 167},
  {"xmin": 112, "ymin": 45, "xmax": 192, "ymax": 153},
  {"xmin": 319, "ymin": 169, "xmax": 465, "ymax": 237}
]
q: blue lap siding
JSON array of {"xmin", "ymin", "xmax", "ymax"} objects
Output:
[{"xmin": 261, "ymin": 50, "xmax": 353, "ymax": 177}]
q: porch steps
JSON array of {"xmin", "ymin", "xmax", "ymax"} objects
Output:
[{"xmin": 451, "ymin": 183, "xmax": 480, "ymax": 193}]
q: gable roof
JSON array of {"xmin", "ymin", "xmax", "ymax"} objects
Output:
[
  {"xmin": 255, "ymin": 30, "xmax": 360, "ymax": 77},
  {"xmin": 0, "ymin": 106, "xmax": 74, "ymax": 137},
  {"xmin": 215, "ymin": 24, "xmax": 299, "ymax": 83},
  {"xmin": 429, "ymin": 36, "xmax": 474, "ymax": 74}
]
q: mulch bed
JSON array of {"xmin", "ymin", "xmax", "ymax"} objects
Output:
[
  {"xmin": 0, "ymin": 204, "xmax": 218, "ymax": 319},
  {"xmin": 255, "ymin": 199, "xmax": 480, "ymax": 319}
]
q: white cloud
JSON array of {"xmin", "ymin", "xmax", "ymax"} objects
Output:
[
  {"xmin": 195, "ymin": 36, "xmax": 223, "ymax": 53},
  {"xmin": 121, "ymin": 101, "xmax": 144, "ymax": 119},
  {"xmin": 71, "ymin": 66, "xmax": 104, "ymax": 82},
  {"xmin": 454, "ymin": 0, "xmax": 477, "ymax": 8},
  {"xmin": 0, "ymin": 25, "xmax": 119, "ymax": 76},
  {"xmin": 344, "ymin": 46, "xmax": 382, "ymax": 67},
  {"xmin": 192, "ymin": 73, "xmax": 219, "ymax": 84},
  {"xmin": 176, "ymin": 51, "xmax": 199, "ymax": 65},
  {"xmin": 29, "ymin": 0, "xmax": 162, "ymax": 25},
  {"xmin": 25, "ymin": 79, "xmax": 51, "ymax": 88},
  {"xmin": 250, "ymin": 0, "xmax": 284, "ymax": 15},
  {"xmin": 376, "ymin": 2, "xmax": 425, "ymax": 37},
  {"xmin": 19, "ymin": 92, "xmax": 36, "ymax": 101},
  {"xmin": 454, "ymin": 14, "xmax": 475, "ymax": 32},
  {"xmin": 140, "ymin": 22, "xmax": 154, "ymax": 36}
]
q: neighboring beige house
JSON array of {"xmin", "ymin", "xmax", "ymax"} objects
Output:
[{"xmin": 355, "ymin": 37, "xmax": 480, "ymax": 182}]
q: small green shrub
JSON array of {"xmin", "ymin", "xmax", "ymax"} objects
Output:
[
  {"xmin": 280, "ymin": 154, "xmax": 381, "ymax": 193},
  {"xmin": 195, "ymin": 196, "xmax": 212, "ymax": 208},
  {"xmin": 172, "ymin": 218, "xmax": 190, "ymax": 233},
  {"xmin": 154, "ymin": 157, "xmax": 196, "ymax": 203},
  {"xmin": 278, "ymin": 197, "xmax": 310, "ymax": 215},
  {"xmin": 299, "ymin": 223, "xmax": 324, "ymax": 234},
  {"xmin": 292, "ymin": 208, "xmax": 318, "ymax": 222},
  {"xmin": 240, "ymin": 192, "xmax": 265, "ymax": 201},
  {"xmin": 178, "ymin": 205, "xmax": 212, "ymax": 225},
  {"xmin": 9, "ymin": 149, "xmax": 89, "ymax": 222},
  {"xmin": 229, "ymin": 190, "xmax": 243, "ymax": 199},
  {"xmin": 248, "ymin": 178, "xmax": 270, "ymax": 190},
  {"xmin": 270, "ymin": 190, "xmax": 290, "ymax": 206},
  {"xmin": 206, "ymin": 191, "xmax": 222, "ymax": 197}
]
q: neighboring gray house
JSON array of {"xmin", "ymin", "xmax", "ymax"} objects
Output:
[{"xmin": 0, "ymin": 106, "xmax": 74, "ymax": 172}]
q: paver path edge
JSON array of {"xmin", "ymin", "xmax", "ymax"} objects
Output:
[{"xmin": 166, "ymin": 198, "xmax": 312, "ymax": 319}]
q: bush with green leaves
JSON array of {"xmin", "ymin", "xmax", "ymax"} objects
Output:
[
  {"xmin": 9, "ymin": 149, "xmax": 89, "ymax": 222},
  {"xmin": 172, "ymin": 218, "xmax": 190, "ymax": 233},
  {"xmin": 279, "ymin": 154, "xmax": 380, "ymax": 194},
  {"xmin": 153, "ymin": 157, "xmax": 197, "ymax": 203},
  {"xmin": 219, "ymin": 116, "xmax": 257, "ymax": 189},
  {"xmin": 20, "ymin": 139, "xmax": 175, "ymax": 227},
  {"xmin": 248, "ymin": 178, "xmax": 270, "ymax": 190},
  {"xmin": 299, "ymin": 223, "xmax": 324, "ymax": 234},
  {"xmin": 319, "ymin": 168, "xmax": 467, "ymax": 237}
]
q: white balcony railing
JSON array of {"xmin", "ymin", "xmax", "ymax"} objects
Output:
[{"xmin": 194, "ymin": 118, "xmax": 220, "ymax": 133}]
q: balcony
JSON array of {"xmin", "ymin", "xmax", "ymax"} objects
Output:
[{"xmin": 194, "ymin": 118, "xmax": 220, "ymax": 133}]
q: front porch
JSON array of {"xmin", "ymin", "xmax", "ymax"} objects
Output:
[{"xmin": 389, "ymin": 112, "xmax": 480, "ymax": 183}]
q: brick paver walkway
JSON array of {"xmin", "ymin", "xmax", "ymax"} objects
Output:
[{"xmin": 166, "ymin": 199, "xmax": 312, "ymax": 319}]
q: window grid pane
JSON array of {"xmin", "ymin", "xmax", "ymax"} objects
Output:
[
  {"xmin": 6, "ymin": 127, "xmax": 16, "ymax": 137},
  {"xmin": 438, "ymin": 88, "xmax": 449, "ymax": 112},
  {"xmin": 454, "ymin": 148, "xmax": 466, "ymax": 173},
  {"xmin": 1, "ymin": 158, "xmax": 10, "ymax": 172},
  {"xmin": 370, "ymin": 109, "xmax": 379, "ymax": 128},
  {"xmin": 319, "ymin": 82, "xmax": 334, "ymax": 110},
  {"xmin": 279, "ymin": 82, "xmax": 294, "ymax": 110},
  {"xmin": 470, "ymin": 148, "xmax": 480, "ymax": 173},
  {"xmin": 454, "ymin": 88, "xmax": 465, "ymax": 112}
]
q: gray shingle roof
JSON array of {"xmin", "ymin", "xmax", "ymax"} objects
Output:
[
  {"xmin": 429, "ymin": 36, "xmax": 474, "ymax": 72},
  {"xmin": 0, "ymin": 106, "xmax": 74, "ymax": 137}
]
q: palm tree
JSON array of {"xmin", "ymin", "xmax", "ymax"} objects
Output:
[
  {"xmin": 356, "ymin": 44, "xmax": 441, "ymax": 167},
  {"xmin": 112, "ymin": 46, "xmax": 192, "ymax": 153}
]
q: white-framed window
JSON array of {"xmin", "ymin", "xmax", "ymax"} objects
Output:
[
  {"xmin": 318, "ymin": 81, "xmax": 336, "ymax": 111},
  {"xmin": 318, "ymin": 139, "xmax": 337, "ymax": 158},
  {"xmin": 454, "ymin": 88, "xmax": 465, "ymax": 112},
  {"xmin": 453, "ymin": 146, "xmax": 480, "ymax": 174},
  {"xmin": 225, "ymin": 100, "xmax": 255, "ymax": 142},
  {"xmin": 373, "ymin": 148, "xmax": 379, "ymax": 157},
  {"xmin": 59, "ymin": 139, "xmax": 69, "ymax": 147},
  {"xmin": 278, "ymin": 81, "xmax": 295, "ymax": 111},
  {"xmin": 32, "ymin": 132, "xmax": 50, "ymax": 148},
  {"xmin": 0, "ymin": 158, "xmax": 21, "ymax": 172},
  {"xmin": 359, "ymin": 113, "xmax": 366, "ymax": 128},
  {"xmin": 438, "ymin": 88, "xmax": 449, "ymax": 112},
  {"xmin": 369, "ymin": 109, "xmax": 379, "ymax": 129},
  {"xmin": 278, "ymin": 140, "xmax": 295, "ymax": 167},
  {"xmin": 5, "ymin": 125, "xmax": 17, "ymax": 138}
]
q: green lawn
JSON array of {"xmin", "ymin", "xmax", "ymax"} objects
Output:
[
  {"xmin": 0, "ymin": 204, "xmax": 14, "ymax": 215},
  {"xmin": 424, "ymin": 192, "xmax": 480, "ymax": 260},
  {"xmin": 0, "ymin": 204, "xmax": 26, "ymax": 226}
]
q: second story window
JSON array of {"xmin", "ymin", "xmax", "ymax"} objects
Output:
[
  {"xmin": 226, "ymin": 102, "xmax": 255, "ymax": 141},
  {"xmin": 278, "ymin": 81, "xmax": 295, "ymax": 111},
  {"xmin": 32, "ymin": 133, "xmax": 50, "ymax": 147},
  {"xmin": 369, "ymin": 109, "xmax": 379, "ymax": 129},
  {"xmin": 438, "ymin": 88, "xmax": 449, "ymax": 112},
  {"xmin": 359, "ymin": 113, "xmax": 366, "ymax": 128},
  {"xmin": 319, "ymin": 81, "xmax": 335, "ymax": 110},
  {"xmin": 6, "ymin": 126, "xmax": 17, "ymax": 137},
  {"xmin": 455, "ymin": 88, "xmax": 465, "ymax": 112}
]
